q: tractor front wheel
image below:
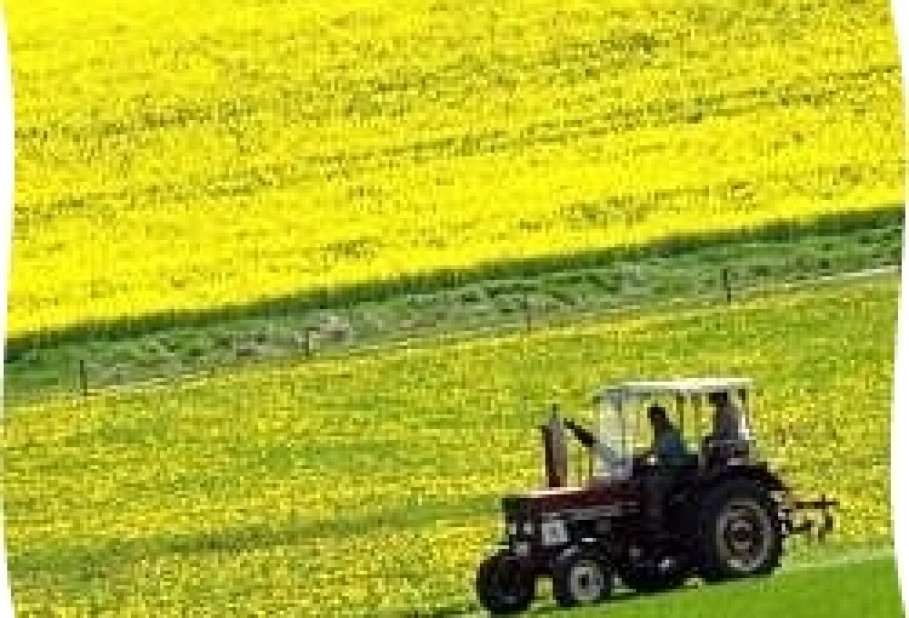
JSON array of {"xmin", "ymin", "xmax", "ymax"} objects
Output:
[
  {"xmin": 697, "ymin": 479, "xmax": 783, "ymax": 582},
  {"xmin": 476, "ymin": 551, "xmax": 535, "ymax": 615},
  {"xmin": 551, "ymin": 546, "xmax": 614, "ymax": 608}
]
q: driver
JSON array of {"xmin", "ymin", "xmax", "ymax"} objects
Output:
[
  {"xmin": 641, "ymin": 404, "xmax": 689, "ymax": 467},
  {"xmin": 566, "ymin": 405, "xmax": 690, "ymax": 532},
  {"xmin": 640, "ymin": 404, "xmax": 691, "ymax": 531}
]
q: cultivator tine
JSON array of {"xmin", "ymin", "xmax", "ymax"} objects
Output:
[
  {"xmin": 789, "ymin": 494, "xmax": 838, "ymax": 542},
  {"xmin": 817, "ymin": 494, "xmax": 837, "ymax": 541}
]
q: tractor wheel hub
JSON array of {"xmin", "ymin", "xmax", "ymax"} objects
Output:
[{"xmin": 569, "ymin": 560, "xmax": 607, "ymax": 603}]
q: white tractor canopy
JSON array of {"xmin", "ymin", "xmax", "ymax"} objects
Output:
[
  {"xmin": 602, "ymin": 377, "xmax": 754, "ymax": 400},
  {"xmin": 591, "ymin": 377, "xmax": 756, "ymax": 481}
]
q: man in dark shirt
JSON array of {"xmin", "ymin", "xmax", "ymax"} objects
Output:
[
  {"xmin": 640, "ymin": 404, "xmax": 691, "ymax": 531},
  {"xmin": 642, "ymin": 404, "xmax": 689, "ymax": 467}
]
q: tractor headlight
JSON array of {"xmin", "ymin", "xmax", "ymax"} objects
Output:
[
  {"xmin": 523, "ymin": 522, "xmax": 534, "ymax": 536},
  {"xmin": 507, "ymin": 523, "xmax": 518, "ymax": 537},
  {"xmin": 540, "ymin": 519, "xmax": 569, "ymax": 547}
]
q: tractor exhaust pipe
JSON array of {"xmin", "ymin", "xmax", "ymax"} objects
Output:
[{"xmin": 541, "ymin": 411, "xmax": 569, "ymax": 488}]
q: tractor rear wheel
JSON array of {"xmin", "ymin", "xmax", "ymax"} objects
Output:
[
  {"xmin": 476, "ymin": 551, "xmax": 535, "ymax": 614},
  {"xmin": 551, "ymin": 546, "xmax": 614, "ymax": 608},
  {"xmin": 696, "ymin": 479, "xmax": 783, "ymax": 582}
]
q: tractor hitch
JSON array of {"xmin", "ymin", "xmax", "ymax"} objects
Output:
[{"xmin": 782, "ymin": 494, "xmax": 838, "ymax": 541}]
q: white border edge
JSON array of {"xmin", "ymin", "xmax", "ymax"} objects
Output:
[
  {"xmin": 0, "ymin": 5, "xmax": 903, "ymax": 618},
  {"xmin": 0, "ymin": 9, "xmax": 14, "ymax": 618}
]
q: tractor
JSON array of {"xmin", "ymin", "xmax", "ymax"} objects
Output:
[{"xmin": 475, "ymin": 378, "xmax": 837, "ymax": 614}]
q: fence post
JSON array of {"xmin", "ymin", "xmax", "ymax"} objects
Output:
[
  {"xmin": 303, "ymin": 328, "xmax": 315, "ymax": 358},
  {"xmin": 79, "ymin": 359, "xmax": 88, "ymax": 396},
  {"xmin": 523, "ymin": 291, "xmax": 532, "ymax": 332},
  {"xmin": 722, "ymin": 268, "xmax": 733, "ymax": 304}
]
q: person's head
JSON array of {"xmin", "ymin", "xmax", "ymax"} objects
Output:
[
  {"xmin": 647, "ymin": 404, "xmax": 670, "ymax": 430},
  {"xmin": 708, "ymin": 391, "xmax": 730, "ymax": 408}
]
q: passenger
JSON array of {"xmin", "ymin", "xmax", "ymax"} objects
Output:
[
  {"xmin": 707, "ymin": 391, "xmax": 748, "ymax": 442},
  {"xmin": 704, "ymin": 391, "xmax": 751, "ymax": 466}
]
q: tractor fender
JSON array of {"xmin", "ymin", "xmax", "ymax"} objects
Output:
[
  {"xmin": 697, "ymin": 464, "xmax": 788, "ymax": 495},
  {"xmin": 671, "ymin": 465, "xmax": 788, "ymax": 541}
]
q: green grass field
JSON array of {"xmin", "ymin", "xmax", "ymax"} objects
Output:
[
  {"xmin": 4, "ymin": 275, "xmax": 898, "ymax": 616},
  {"xmin": 562, "ymin": 553, "xmax": 902, "ymax": 618}
]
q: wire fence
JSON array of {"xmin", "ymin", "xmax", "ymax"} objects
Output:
[{"xmin": 25, "ymin": 263, "xmax": 893, "ymax": 407}]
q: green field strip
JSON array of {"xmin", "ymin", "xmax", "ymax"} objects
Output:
[{"xmin": 4, "ymin": 274, "xmax": 898, "ymax": 615}]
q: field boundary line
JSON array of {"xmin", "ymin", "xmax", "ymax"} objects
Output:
[
  {"xmin": 11, "ymin": 264, "xmax": 900, "ymax": 408},
  {"xmin": 252, "ymin": 263, "xmax": 902, "ymax": 368},
  {"xmin": 6, "ymin": 205, "xmax": 904, "ymax": 355},
  {"xmin": 293, "ymin": 265, "xmax": 901, "ymax": 362}
]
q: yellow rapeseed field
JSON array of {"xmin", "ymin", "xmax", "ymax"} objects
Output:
[
  {"xmin": 6, "ymin": 0, "xmax": 904, "ymax": 340},
  {"xmin": 4, "ymin": 276, "xmax": 897, "ymax": 615}
]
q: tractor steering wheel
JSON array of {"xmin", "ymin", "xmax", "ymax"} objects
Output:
[{"xmin": 632, "ymin": 451, "xmax": 658, "ymax": 472}]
